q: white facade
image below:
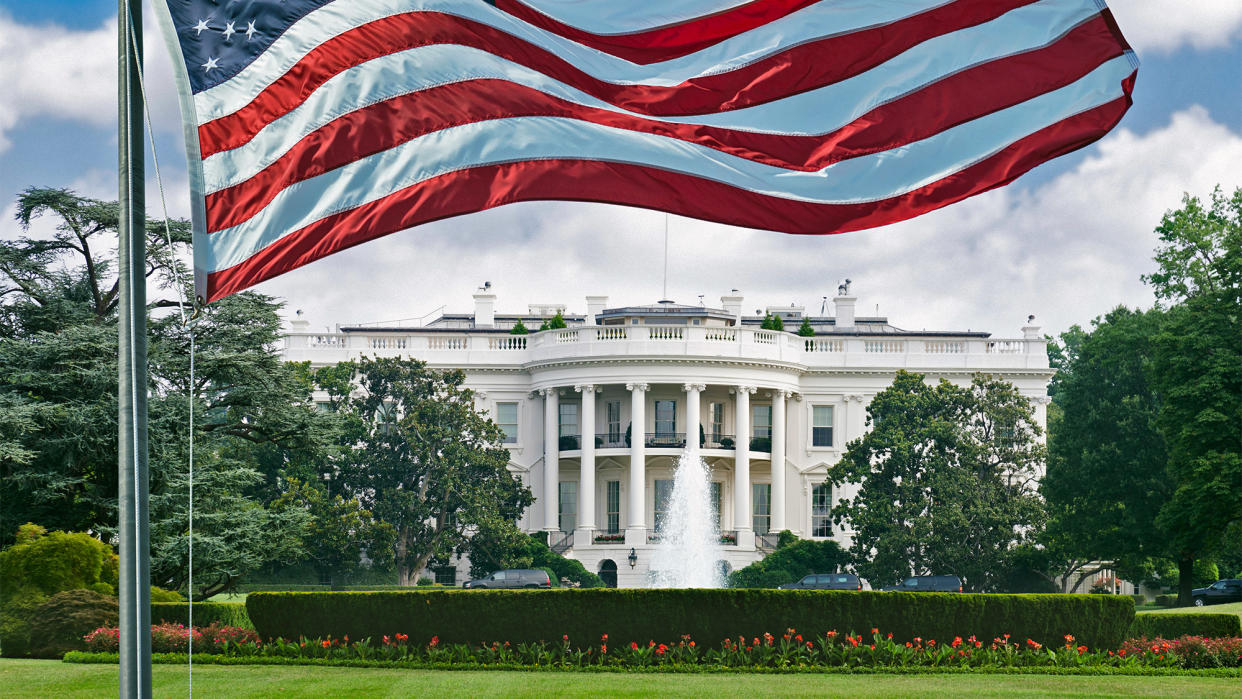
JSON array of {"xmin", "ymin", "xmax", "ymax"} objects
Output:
[{"xmin": 283, "ymin": 291, "xmax": 1052, "ymax": 588}]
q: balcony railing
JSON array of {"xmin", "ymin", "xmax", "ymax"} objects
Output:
[
  {"xmin": 645, "ymin": 432, "xmax": 686, "ymax": 449},
  {"xmin": 569, "ymin": 433, "xmax": 755, "ymax": 451},
  {"xmin": 284, "ymin": 326, "xmax": 1048, "ymax": 370},
  {"xmin": 703, "ymin": 434, "xmax": 735, "ymax": 450},
  {"xmin": 593, "ymin": 532, "xmax": 625, "ymax": 544},
  {"xmin": 596, "ymin": 433, "xmax": 627, "ymax": 449},
  {"xmin": 550, "ymin": 531, "xmax": 574, "ymax": 554}
]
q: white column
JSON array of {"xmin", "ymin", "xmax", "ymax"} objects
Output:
[
  {"xmin": 771, "ymin": 390, "xmax": 788, "ymax": 532},
  {"xmin": 542, "ymin": 388, "xmax": 559, "ymax": 531},
  {"xmin": 626, "ymin": 383, "xmax": 648, "ymax": 533},
  {"xmin": 684, "ymin": 383, "xmax": 705, "ymax": 453},
  {"xmin": 576, "ymin": 385, "xmax": 597, "ymax": 532},
  {"xmin": 733, "ymin": 386, "xmax": 755, "ymax": 533}
]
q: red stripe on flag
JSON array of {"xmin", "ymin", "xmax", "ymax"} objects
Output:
[
  {"xmin": 197, "ymin": 0, "xmax": 1037, "ymax": 158},
  {"xmin": 493, "ymin": 0, "xmax": 820, "ymax": 64},
  {"xmin": 204, "ymin": 15, "xmax": 1123, "ymax": 234},
  {"xmin": 204, "ymin": 78, "xmax": 1133, "ymax": 303}
]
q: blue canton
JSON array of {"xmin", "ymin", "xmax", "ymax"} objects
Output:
[{"xmin": 165, "ymin": 0, "xmax": 336, "ymax": 93}]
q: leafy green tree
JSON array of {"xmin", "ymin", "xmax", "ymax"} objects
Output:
[
  {"xmin": 316, "ymin": 357, "xmax": 533, "ymax": 585},
  {"xmin": 760, "ymin": 312, "xmax": 774, "ymax": 330},
  {"xmin": 1144, "ymin": 186, "xmax": 1242, "ymax": 604},
  {"xmin": 510, "ymin": 319, "xmax": 529, "ymax": 335},
  {"xmin": 1040, "ymin": 308, "xmax": 1174, "ymax": 589},
  {"xmin": 728, "ymin": 534, "xmax": 849, "ymax": 588},
  {"xmin": 275, "ymin": 478, "xmax": 396, "ymax": 588},
  {"xmin": 829, "ymin": 372, "xmax": 1046, "ymax": 591},
  {"xmin": 796, "ymin": 317, "xmax": 815, "ymax": 337},
  {"xmin": 770, "ymin": 314, "xmax": 784, "ymax": 331}
]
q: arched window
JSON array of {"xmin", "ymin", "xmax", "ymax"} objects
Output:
[{"xmin": 598, "ymin": 559, "xmax": 618, "ymax": 588}]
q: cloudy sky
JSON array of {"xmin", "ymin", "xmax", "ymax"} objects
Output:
[{"xmin": 1, "ymin": 1, "xmax": 1239, "ymax": 339}]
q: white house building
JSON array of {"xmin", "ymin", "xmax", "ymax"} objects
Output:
[{"xmin": 282, "ymin": 288, "xmax": 1052, "ymax": 588}]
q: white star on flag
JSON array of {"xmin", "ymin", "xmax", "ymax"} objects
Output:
[
  {"xmin": 192, "ymin": 19, "xmax": 209, "ymax": 36},
  {"xmin": 201, "ymin": 56, "xmax": 218, "ymax": 73},
  {"xmin": 222, "ymin": 21, "xmax": 236, "ymax": 41},
  {"xmin": 245, "ymin": 20, "xmax": 257, "ymax": 40}
]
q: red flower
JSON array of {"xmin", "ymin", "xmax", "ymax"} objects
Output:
[
  {"xmin": 562, "ymin": 635, "xmax": 569, "ymax": 642},
  {"xmin": 689, "ymin": 641, "xmax": 695, "ymax": 648},
  {"xmin": 806, "ymin": 641, "xmax": 813, "ymax": 649},
  {"xmin": 383, "ymin": 635, "xmax": 391, "ymax": 645},
  {"xmin": 321, "ymin": 640, "xmax": 330, "ymax": 648},
  {"xmin": 927, "ymin": 640, "xmax": 936, "ymax": 647},
  {"xmin": 429, "ymin": 636, "xmax": 439, "ymax": 648},
  {"xmin": 601, "ymin": 634, "xmax": 608, "ymax": 642},
  {"xmin": 1077, "ymin": 645, "xmax": 1088, "ymax": 654},
  {"xmin": 795, "ymin": 635, "xmax": 803, "ymax": 643},
  {"xmin": 631, "ymin": 641, "xmax": 638, "ymax": 650},
  {"xmin": 871, "ymin": 628, "xmax": 879, "ymax": 635},
  {"xmin": 848, "ymin": 636, "xmax": 859, "ymax": 648},
  {"xmin": 601, "ymin": 645, "xmax": 607, "ymax": 654}
]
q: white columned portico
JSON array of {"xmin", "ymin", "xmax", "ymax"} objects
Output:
[
  {"xmin": 684, "ymin": 383, "xmax": 705, "ymax": 453},
  {"xmin": 733, "ymin": 386, "xmax": 756, "ymax": 534},
  {"xmin": 626, "ymin": 383, "xmax": 649, "ymax": 540},
  {"xmin": 542, "ymin": 387, "xmax": 559, "ymax": 531},
  {"xmin": 771, "ymin": 390, "xmax": 788, "ymax": 532},
  {"xmin": 576, "ymin": 384, "xmax": 597, "ymax": 538}
]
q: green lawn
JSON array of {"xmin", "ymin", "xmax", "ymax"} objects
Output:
[
  {"xmin": 3, "ymin": 661, "xmax": 1241, "ymax": 698},
  {"xmin": 1138, "ymin": 601, "xmax": 1242, "ymax": 620}
]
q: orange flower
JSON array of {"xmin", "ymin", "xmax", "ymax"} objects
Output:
[
  {"xmin": 321, "ymin": 640, "xmax": 330, "ymax": 648},
  {"xmin": 1077, "ymin": 645, "xmax": 1088, "ymax": 654},
  {"xmin": 689, "ymin": 641, "xmax": 695, "ymax": 648}
]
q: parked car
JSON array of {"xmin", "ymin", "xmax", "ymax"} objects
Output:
[
  {"xmin": 879, "ymin": 575, "xmax": 963, "ymax": 592},
  {"xmin": 779, "ymin": 573, "xmax": 863, "ymax": 590},
  {"xmin": 1191, "ymin": 579, "xmax": 1242, "ymax": 606},
  {"xmin": 462, "ymin": 569, "xmax": 551, "ymax": 589}
]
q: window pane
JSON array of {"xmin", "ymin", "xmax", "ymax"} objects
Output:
[
  {"xmin": 710, "ymin": 482, "xmax": 722, "ymax": 530},
  {"xmin": 752, "ymin": 405, "xmax": 772, "ymax": 438},
  {"xmin": 812, "ymin": 406, "xmax": 834, "ymax": 447},
  {"xmin": 559, "ymin": 481, "xmax": 577, "ymax": 532},
  {"xmin": 559, "ymin": 403, "xmax": 579, "ymax": 437},
  {"xmin": 497, "ymin": 402, "xmax": 518, "ymax": 444},
  {"xmin": 606, "ymin": 401, "xmax": 622, "ymax": 441},
  {"xmin": 752, "ymin": 483, "xmax": 771, "ymax": 534},
  {"xmin": 710, "ymin": 403, "xmax": 724, "ymax": 441},
  {"xmin": 606, "ymin": 481, "xmax": 621, "ymax": 533},
  {"xmin": 812, "ymin": 483, "xmax": 832, "ymax": 537},
  {"xmin": 654, "ymin": 480, "xmax": 674, "ymax": 531},
  {"xmin": 655, "ymin": 400, "xmax": 676, "ymax": 436}
]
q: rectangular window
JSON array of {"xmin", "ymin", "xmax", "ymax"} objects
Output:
[
  {"xmin": 654, "ymin": 400, "xmax": 677, "ymax": 437},
  {"xmin": 558, "ymin": 481, "xmax": 577, "ymax": 532},
  {"xmin": 752, "ymin": 405, "xmax": 772, "ymax": 439},
  {"xmin": 812, "ymin": 406, "xmax": 834, "ymax": 447},
  {"xmin": 433, "ymin": 566, "xmax": 456, "ymax": 586},
  {"xmin": 496, "ymin": 402, "xmax": 518, "ymax": 444},
  {"xmin": 654, "ymin": 480, "xmax": 674, "ymax": 532},
  {"xmin": 811, "ymin": 483, "xmax": 832, "ymax": 537},
  {"xmin": 709, "ymin": 402, "xmax": 724, "ymax": 442},
  {"xmin": 558, "ymin": 403, "xmax": 579, "ymax": 437},
  {"xmin": 711, "ymin": 482, "xmax": 722, "ymax": 530},
  {"xmin": 606, "ymin": 400, "xmax": 622, "ymax": 442},
  {"xmin": 606, "ymin": 481, "xmax": 621, "ymax": 533},
  {"xmin": 752, "ymin": 483, "xmax": 771, "ymax": 534}
]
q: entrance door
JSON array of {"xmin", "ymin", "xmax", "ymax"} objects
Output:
[{"xmin": 599, "ymin": 559, "xmax": 618, "ymax": 588}]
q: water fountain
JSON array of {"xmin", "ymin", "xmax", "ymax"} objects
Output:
[{"xmin": 649, "ymin": 449, "xmax": 725, "ymax": 588}]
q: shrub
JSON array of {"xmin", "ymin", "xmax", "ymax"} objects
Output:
[
  {"xmin": 84, "ymin": 623, "xmax": 261, "ymax": 654},
  {"xmin": 150, "ymin": 587, "xmax": 184, "ymax": 603},
  {"xmin": 558, "ymin": 435, "xmax": 580, "ymax": 451},
  {"xmin": 0, "ymin": 589, "xmax": 44, "ymax": 658},
  {"xmin": 540, "ymin": 567, "xmax": 559, "ymax": 588},
  {"xmin": 719, "ymin": 437, "xmax": 734, "ymax": 449},
  {"xmin": 797, "ymin": 317, "xmax": 815, "ymax": 337},
  {"xmin": 1129, "ymin": 613, "xmax": 1241, "ymax": 640},
  {"xmin": 729, "ymin": 537, "xmax": 850, "ymax": 589},
  {"xmin": 1131, "ymin": 594, "xmax": 1147, "ymax": 606},
  {"xmin": 1155, "ymin": 594, "xmax": 1178, "ymax": 607},
  {"xmin": 151, "ymin": 602, "xmax": 252, "ymax": 629},
  {"xmin": 749, "ymin": 437, "xmax": 771, "ymax": 452},
  {"xmin": 771, "ymin": 314, "xmax": 784, "ymax": 331},
  {"xmin": 526, "ymin": 536, "xmax": 603, "ymax": 589},
  {"xmin": 416, "ymin": 577, "xmax": 435, "ymax": 587},
  {"xmin": 247, "ymin": 589, "xmax": 1135, "ymax": 651},
  {"xmin": 28, "ymin": 589, "xmax": 118, "ymax": 658},
  {"xmin": 510, "ymin": 319, "xmax": 529, "ymax": 335}
]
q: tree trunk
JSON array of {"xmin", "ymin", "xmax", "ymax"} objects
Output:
[
  {"xmin": 1177, "ymin": 554, "xmax": 1195, "ymax": 607},
  {"xmin": 396, "ymin": 526, "xmax": 414, "ymax": 586}
]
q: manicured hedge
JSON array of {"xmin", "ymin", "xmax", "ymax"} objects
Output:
[
  {"xmin": 151, "ymin": 603, "xmax": 251, "ymax": 629},
  {"xmin": 1129, "ymin": 613, "xmax": 1241, "ymax": 639},
  {"xmin": 247, "ymin": 590, "xmax": 1134, "ymax": 650}
]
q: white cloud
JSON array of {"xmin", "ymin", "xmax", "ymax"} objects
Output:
[
  {"xmin": 1107, "ymin": 0, "xmax": 1242, "ymax": 54},
  {"xmin": 259, "ymin": 106, "xmax": 1242, "ymax": 341},
  {"xmin": 0, "ymin": 10, "xmax": 182, "ymax": 155}
]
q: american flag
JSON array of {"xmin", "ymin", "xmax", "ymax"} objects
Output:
[{"xmin": 155, "ymin": 0, "xmax": 1138, "ymax": 303}]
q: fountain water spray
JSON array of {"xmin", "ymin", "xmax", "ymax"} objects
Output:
[{"xmin": 650, "ymin": 449, "xmax": 725, "ymax": 588}]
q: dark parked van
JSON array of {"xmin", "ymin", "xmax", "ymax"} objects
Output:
[
  {"xmin": 779, "ymin": 573, "xmax": 863, "ymax": 590},
  {"xmin": 880, "ymin": 575, "xmax": 963, "ymax": 592},
  {"xmin": 462, "ymin": 569, "xmax": 552, "ymax": 589}
]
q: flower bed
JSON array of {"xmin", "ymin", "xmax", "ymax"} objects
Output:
[{"xmin": 78, "ymin": 624, "xmax": 1242, "ymax": 671}]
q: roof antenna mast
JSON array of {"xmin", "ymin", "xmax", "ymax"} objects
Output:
[{"xmin": 662, "ymin": 212, "xmax": 669, "ymax": 301}]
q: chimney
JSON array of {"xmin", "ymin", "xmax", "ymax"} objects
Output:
[
  {"xmin": 473, "ymin": 286, "xmax": 497, "ymax": 328},
  {"xmin": 290, "ymin": 309, "xmax": 310, "ymax": 332},
  {"xmin": 833, "ymin": 294, "xmax": 856, "ymax": 329},
  {"xmin": 720, "ymin": 291, "xmax": 743, "ymax": 323},
  {"xmin": 585, "ymin": 295, "xmax": 608, "ymax": 325}
]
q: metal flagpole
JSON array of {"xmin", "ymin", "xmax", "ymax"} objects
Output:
[{"xmin": 118, "ymin": 0, "xmax": 152, "ymax": 696}]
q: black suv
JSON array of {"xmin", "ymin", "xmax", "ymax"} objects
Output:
[
  {"xmin": 1191, "ymin": 579, "xmax": 1242, "ymax": 606},
  {"xmin": 880, "ymin": 575, "xmax": 963, "ymax": 592},
  {"xmin": 779, "ymin": 573, "xmax": 863, "ymax": 590},
  {"xmin": 462, "ymin": 569, "xmax": 552, "ymax": 589}
]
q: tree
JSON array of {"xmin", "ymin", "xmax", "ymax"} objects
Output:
[
  {"xmin": 760, "ymin": 312, "xmax": 774, "ymax": 330},
  {"xmin": 275, "ymin": 479, "xmax": 396, "ymax": 588},
  {"xmin": 1040, "ymin": 308, "xmax": 1174, "ymax": 589},
  {"xmin": 770, "ymin": 314, "xmax": 784, "ymax": 331},
  {"xmin": 316, "ymin": 357, "xmax": 533, "ymax": 585},
  {"xmin": 828, "ymin": 372, "xmax": 1046, "ymax": 591},
  {"xmin": 1144, "ymin": 186, "xmax": 1242, "ymax": 604},
  {"xmin": 796, "ymin": 317, "xmax": 815, "ymax": 337},
  {"xmin": 510, "ymin": 319, "xmax": 529, "ymax": 335},
  {"xmin": 0, "ymin": 187, "xmax": 329, "ymax": 596}
]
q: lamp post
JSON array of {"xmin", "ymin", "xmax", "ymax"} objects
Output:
[{"xmin": 628, "ymin": 547, "xmax": 638, "ymax": 569}]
